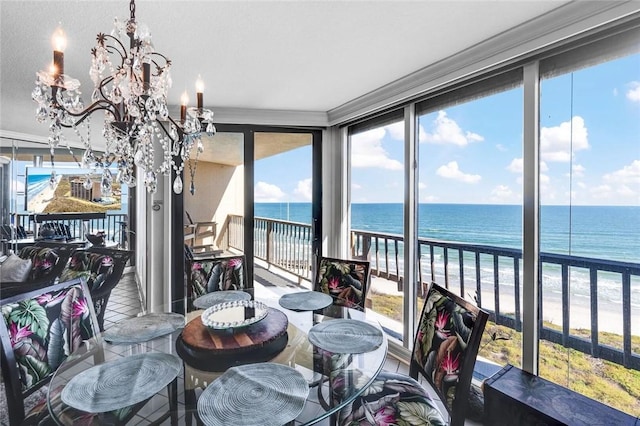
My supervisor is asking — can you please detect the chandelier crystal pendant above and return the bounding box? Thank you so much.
[32,0,214,194]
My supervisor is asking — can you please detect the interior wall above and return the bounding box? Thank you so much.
[185,161,244,249]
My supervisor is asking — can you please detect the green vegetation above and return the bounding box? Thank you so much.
[369,290,640,417]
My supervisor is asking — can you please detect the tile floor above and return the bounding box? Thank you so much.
[101,268,482,425]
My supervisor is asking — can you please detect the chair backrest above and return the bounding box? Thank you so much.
[187,254,248,305]
[18,244,76,283]
[59,247,132,297]
[314,256,370,311]
[409,282,488,426]
[0,278,101,425]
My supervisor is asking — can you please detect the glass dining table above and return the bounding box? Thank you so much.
[46,292,388,425]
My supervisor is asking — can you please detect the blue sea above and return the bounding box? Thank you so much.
[255,202,639,263]
[256,203,640,307]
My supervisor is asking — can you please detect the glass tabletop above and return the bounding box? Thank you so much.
[47,295,388,425]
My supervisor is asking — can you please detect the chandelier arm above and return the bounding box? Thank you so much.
[158,116,185,141]
[148,52,171,68]
[58,100,119,129]
[102,35,128,61]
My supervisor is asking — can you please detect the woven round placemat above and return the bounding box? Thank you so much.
[278,291,333,311]
[61,352,181,413]
[193,290,251,309]
[308,319,383,354]
[197,363,309,426]
[103,312,185,343]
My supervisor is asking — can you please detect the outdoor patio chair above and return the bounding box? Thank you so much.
[1,224,28,240]
[334,282,489,426]
[314,256,371,311]
[0,278,102,425]
[58,247,133,331]
[38,222,73,241]
[186,253,249,310]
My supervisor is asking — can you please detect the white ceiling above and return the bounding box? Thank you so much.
[0,0,579,146]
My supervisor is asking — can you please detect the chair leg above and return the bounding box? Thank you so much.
[184,388,197,426]
[168,378,178,425]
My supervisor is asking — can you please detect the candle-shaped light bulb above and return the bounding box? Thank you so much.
[51,25,66,83]
[180,91,189,122]
[51,26,67,52]
[195,75,204,111]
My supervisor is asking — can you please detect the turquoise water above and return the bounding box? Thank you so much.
[256,202,639,264]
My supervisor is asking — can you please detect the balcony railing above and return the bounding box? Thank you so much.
[253,216,313,280]
[228,216,640,370]
[12,212,129,247]
[352,229,640,371]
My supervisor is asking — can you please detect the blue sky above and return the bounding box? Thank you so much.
[256,53,639,206]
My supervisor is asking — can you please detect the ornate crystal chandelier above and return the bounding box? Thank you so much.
[32,0,215,195]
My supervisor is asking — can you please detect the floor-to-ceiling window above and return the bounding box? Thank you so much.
[349,110,406,343]
[416,70,524,370]
[537,41,640,414]
[344,21,639,416]
[254,132,314,280]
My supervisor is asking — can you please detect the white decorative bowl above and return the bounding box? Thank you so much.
[201,300,268,331]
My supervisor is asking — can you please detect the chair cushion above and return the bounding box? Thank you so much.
[336,370,447,426]
[316,259,367,310]
[60,251,115,292]
[2,283,95,395]
[413,287,477,412]
[190,256,245,296]
[18,246,60,281]
[0,253,32,282]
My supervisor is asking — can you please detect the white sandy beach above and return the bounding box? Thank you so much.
[27,175,60,213]
[369,275,638,336]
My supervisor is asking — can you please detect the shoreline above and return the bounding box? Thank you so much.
[370,275,638,336]
[26,176,60,213]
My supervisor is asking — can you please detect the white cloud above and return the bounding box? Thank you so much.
[613,88,619,97]
[507,158,548,173]
[386,122,404,140]
[603,160,640,185]
[418,182,427,190]
[490,184,517,203]
[540,116,589,162]
[420,111,484,146]
[293,178,312,201]
[496,144,507,152]
[540,173,550,184]
[436,161,481,183]
[571,164,585,178]
[352,183,362,190]
[421,194,439,203]
[507,158,523,173]
[351,127,403,170]
[255,181,286,202]
[626,81,640,102]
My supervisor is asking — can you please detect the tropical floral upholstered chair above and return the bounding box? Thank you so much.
[187,254,248,309]
[59,247,133,331]
[0,279,100,425]
[314,257,371,311]
[335,282,488,426]
[1,245,77,299]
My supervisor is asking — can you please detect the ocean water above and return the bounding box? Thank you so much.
[256,202,639,263]
[256,202,640,307]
